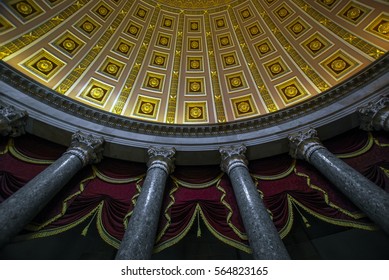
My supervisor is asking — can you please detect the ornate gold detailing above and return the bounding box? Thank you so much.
[75,15,100,37]
[255,38,276,58]
[165,12,184,123]
[79,79,113,106]
[143,72,164,92]
[264,57,290,80]
[287,17,310,38]
[186,78,204,94]
[228,5,278,113]
[113,37,134,58]
[204,12,227,123]
[276,78,309,104]
[93,2,113,21]
[151,52,168,69]
[156,0,233,9]
[246,22,263,38]
[231,95,258,118]
[274,3,294,22]
[157,33,171,48]
[225,72,247,92]
[316,0,338,10]
[221,52,239,69]
[338,2,370,25]
[126,21,142,38]
[9,0,43,21]
[188,38,201,51]
[239,8,253,21]
[141,102,154,114]
[98,57,125,80]
[366,13,389,41]
[0,15,14,34]
[302,32,331,57]
[22,49,65,81]
[135,6,148,20]
[320,50,359,79]
[185,102,207,122]
[293,0,385,59]
[133,96,161,120]
[1,0,88,60]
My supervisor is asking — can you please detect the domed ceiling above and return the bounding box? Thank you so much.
[0,0,388,124]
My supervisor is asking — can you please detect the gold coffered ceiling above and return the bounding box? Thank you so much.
[0,0,388,124]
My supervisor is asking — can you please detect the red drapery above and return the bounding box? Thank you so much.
[0,129,387,253]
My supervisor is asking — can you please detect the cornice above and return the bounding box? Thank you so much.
[0,54,388,164]
[1,54,388,137]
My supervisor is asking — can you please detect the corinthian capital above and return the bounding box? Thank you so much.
[0,102,28,137]
[219,144,248,174]
[358,96,389,131]
[147,146,176,174]
[288,128,324,162]
[65,131,104,166]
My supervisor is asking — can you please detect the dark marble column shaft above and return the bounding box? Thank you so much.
[0,101,27,137]
[220,145,290,260]
[115,147,175,260]
[289,128,389,234]
[0,131,104,248]
[358,96,389,131]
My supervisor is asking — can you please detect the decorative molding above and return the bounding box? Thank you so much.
[65,131,105,166]
[219,144,248,174]
[288,128,324,162]
[0,101,28,137]
[1,54,388,137]
[147,146,176,174]
[358,96,389,131]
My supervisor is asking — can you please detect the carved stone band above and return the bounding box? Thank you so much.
[219,144,248,174]
[358,96,389,131]
[0,101,27,137]
[288,128,325,163]
[64,131,104,166]
[147,146,176,174]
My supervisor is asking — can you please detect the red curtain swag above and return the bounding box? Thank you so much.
[0,129,387,253]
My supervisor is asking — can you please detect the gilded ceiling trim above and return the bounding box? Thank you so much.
[2,53,387,137]
[155,0,234,10]
[253,0,330,93]
[112,1,160,115]
[56,0,136,95]
[165,11,184,124]
[204,10,227,123]
[292,0,386,60]
[227,5,278,113]
[0,0,91,60]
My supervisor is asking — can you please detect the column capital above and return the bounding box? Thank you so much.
[219,144,248,174]
[65,131,104,166]
[288,128,324,162]
[147,146,176,174]
[0,102,27,137]
[358,96,389,131]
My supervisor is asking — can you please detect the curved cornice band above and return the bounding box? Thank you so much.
[0,54,388,165]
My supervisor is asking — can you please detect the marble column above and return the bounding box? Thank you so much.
[219,145,290,260]
[115,146,175,260]
[289,128,389,234]
[0,131,104,248]
[358,96,389,131]
[0,101,27,137]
